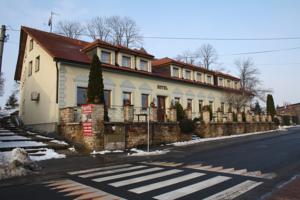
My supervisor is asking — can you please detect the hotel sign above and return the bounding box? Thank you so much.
[157,85,168,90]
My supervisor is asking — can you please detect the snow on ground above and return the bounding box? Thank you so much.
[0,135,31,141]
[0,108,18,118]
[91,149,124,155]
[171,127,292,147]
[35,135,53,140]
[29,148,66,161]
[26,131,38,135]
[68,146,76,152]
[50,139,68,145]
[0,141,47,149]
[128,148,170,156]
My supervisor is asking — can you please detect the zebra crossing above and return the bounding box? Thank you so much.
[48,161,270,199]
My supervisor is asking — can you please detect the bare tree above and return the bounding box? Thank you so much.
[86,16,143,47]
[235,58,272,101]
[86,17,111,41]
[56,20,85,39]
[225,93,249,112]
[175,50,198,65]
[196,44,218,70]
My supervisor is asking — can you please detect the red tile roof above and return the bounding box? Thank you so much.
[152,57,240,81]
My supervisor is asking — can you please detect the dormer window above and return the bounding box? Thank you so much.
[101,51,111,64]
[184,70,191,80]
[140,59,148,71]
[172,67,180,77]
[235,82,238,89]
[196,72,202,82]
[122,55,131,68]
[227,80,231,87]
[207,75,212,84]
[219,78,223,86]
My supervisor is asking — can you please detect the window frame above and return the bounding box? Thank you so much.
[207,75,212,84]
[28,61,33,76]
[29,39,33,51]
[172,66,180,77]
[76,87,87,106]
[35,56,40,72]
[139,59,148,71]
[101,50,111,64]
[184,70,192,80]
[196,72,202,82]
[141,93,149,110]
[122,91,132,105]
[122,55,131,68]
[187,98,193,109]
[104,90,111,108]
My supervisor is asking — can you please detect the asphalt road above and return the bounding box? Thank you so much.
[0,126,300,200]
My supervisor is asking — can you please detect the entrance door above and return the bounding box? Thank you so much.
[157,96,166,122]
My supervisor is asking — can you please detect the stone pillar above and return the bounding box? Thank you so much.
[267,115,272,122]
[237,112,243,122]
[217,111,223,123]
[227,112,233,122]
[246,112,253,123]
[255,114,260,122]
[60,107,75,124]
[185,108,192,120]
[261,115,267,122]
[124,105,134,122]
[149,107,157,122]
[203,110,211,124]
[168,108,177,122]
[81,104,104,151]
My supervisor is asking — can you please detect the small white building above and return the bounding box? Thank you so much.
[15,26,244,132]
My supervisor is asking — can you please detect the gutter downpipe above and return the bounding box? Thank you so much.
[55,59,60,130]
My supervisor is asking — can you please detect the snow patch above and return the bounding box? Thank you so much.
[91,150,124,155]
[50,140,68,145]
[36,135,53,140]
[128,148,169,156]
[172,129,281,147]
[29,148,66,161]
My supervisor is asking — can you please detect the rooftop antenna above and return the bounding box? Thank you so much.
[48,11,59,32]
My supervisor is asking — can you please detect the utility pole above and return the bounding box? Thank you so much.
[0,25,7,73]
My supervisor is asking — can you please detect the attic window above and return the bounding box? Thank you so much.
[101,51,111,64]
[29,39,33,51]
[140,59,148,71]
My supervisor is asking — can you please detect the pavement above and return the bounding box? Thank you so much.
[0,126,300,199]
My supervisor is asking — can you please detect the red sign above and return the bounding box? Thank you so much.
[81,104,94,137]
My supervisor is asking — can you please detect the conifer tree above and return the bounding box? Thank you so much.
[266,94,276,118]
[254,101,262,115]
[5,92,18,109]
[87,54,104,104]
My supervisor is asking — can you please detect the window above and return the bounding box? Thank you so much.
[101,51,111,64]
[235,82,238,89]
[77,87,87,106]
[174,97,180,104]
[122,92,131,105]
[29,39,33,51]
[141,94,149,109]
[187,99,193,109]
[104,90,111,108]
[28,61,33,76]
[196,72,202,82]
[219,78,223,86]
[207,75,212,84]
[199,100,203,112]
[172,67,180,77]
[221,102,225,113]
[122,56,131,67]
[35,56,40,72]
[140,59,148,71]
[184,70,191,80]
[227,80,231,87]
[209,101,214,112]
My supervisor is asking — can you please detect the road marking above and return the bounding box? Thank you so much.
[68,164,132,175]
[45,179,125,200]
[79,165,146,178]
[232,169,248,175]
[93,167,162,183]
[203,180,263,200]
[153,176,231,200]
[194,165,213,170]
[110,169,182,187]
[142,161,183,167]
[129,172,205,194]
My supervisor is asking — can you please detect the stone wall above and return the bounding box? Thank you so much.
[194,122,277,138]
[105,122,191,149]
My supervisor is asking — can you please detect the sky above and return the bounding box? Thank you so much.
[0,0,300,108]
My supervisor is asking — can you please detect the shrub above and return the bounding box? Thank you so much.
[292,116,299,124]
[233,112,237,122]
[179,118,195,134]
[242,112,246,122]
[175,102,185,121]
[282,115,291,126]
[273,117,280,126]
